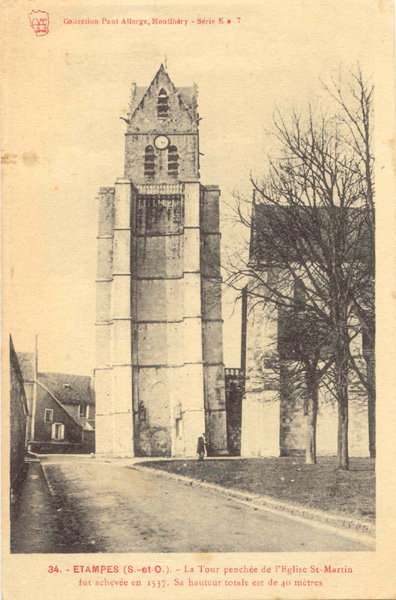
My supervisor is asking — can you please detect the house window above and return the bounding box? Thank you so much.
[144,145,155,177]
[51,423,65,441]
[78,404,89,419]
[168,145,179,178]
[157,88,169,118]
[44,409,53,423]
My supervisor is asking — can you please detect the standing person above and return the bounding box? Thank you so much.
[203,432,209,456]
[197,435,205,461]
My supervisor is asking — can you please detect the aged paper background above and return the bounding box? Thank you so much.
[2,0,396,598]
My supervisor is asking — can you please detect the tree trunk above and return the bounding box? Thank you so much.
[331,301,350,470]
[335,335,350,470]
[364,350,376,459]
[305,372,319,464]
[337,394,349,470]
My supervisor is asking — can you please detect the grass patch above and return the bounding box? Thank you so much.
[140,457,375,522]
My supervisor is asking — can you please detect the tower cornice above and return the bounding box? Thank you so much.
[125,132,198,136]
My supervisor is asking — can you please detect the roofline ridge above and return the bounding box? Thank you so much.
[38,370,91,379]
[36,380,83,430]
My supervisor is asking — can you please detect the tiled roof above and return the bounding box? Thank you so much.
[177,86,195,109]
[16,352,35,382]
[38,372,94,406]
[251,204,372,266]
[129,86,146,115]
[11,339,29,415]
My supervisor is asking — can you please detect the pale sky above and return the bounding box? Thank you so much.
[3,0,377,375]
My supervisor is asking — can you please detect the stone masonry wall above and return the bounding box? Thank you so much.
[94,187,115,455]
[243,284,370,457]
[10,338,28,493]
[132,187,185,456]
[201,186,227,455]
[125,67,198,183]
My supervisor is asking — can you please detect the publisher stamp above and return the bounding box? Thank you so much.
[29,10,49,36]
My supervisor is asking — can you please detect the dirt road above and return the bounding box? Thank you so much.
[12,456,372,553]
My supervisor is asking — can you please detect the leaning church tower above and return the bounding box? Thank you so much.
[94,65,228,457]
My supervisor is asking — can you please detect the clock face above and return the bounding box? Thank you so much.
[154,135,170,150]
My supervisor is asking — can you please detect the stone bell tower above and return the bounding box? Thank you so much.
[94,65,228,457]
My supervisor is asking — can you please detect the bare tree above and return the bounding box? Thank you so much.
[323,68,375,457]
[275,305,334,464]
[225,70,374,470]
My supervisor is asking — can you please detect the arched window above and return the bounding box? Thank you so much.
[144,145,155,177]
[157,88,169,118]
[293,279,306,309]
[168,145,178,178]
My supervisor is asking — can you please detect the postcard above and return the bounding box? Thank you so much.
[2,0,396,598]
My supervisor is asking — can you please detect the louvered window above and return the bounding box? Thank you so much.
[157,89,169,118]
[168,145,178,178]
[144,145,155,177]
